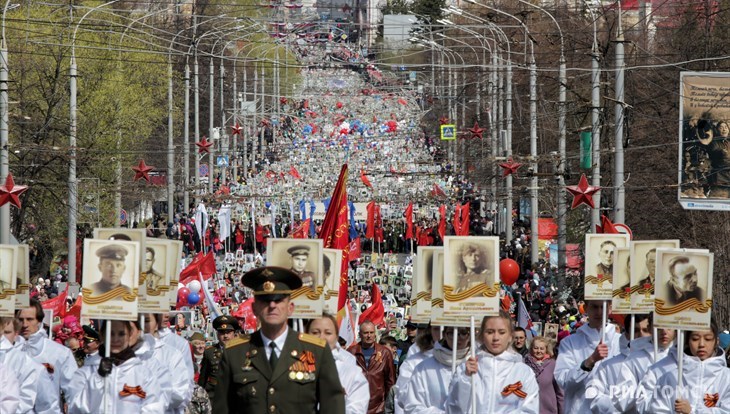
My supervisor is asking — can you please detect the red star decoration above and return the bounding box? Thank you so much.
[439,116,449,125]
[132,160,154,182]
[196,137,213,154]
[566,173,600,209]
[469,122,484,139]
[595,215,619,234]
[499,158,522,177]
[0,173,28,208]
[231,123,242,136]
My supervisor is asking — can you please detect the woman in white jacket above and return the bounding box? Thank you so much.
[648,323,730,414]
[307,314,370,414]
[403,326,470,413]
[445,311,539,414]
[68,320,164,414]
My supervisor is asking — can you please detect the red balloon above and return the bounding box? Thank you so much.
[499,259,520,285]
[178,287,190,298]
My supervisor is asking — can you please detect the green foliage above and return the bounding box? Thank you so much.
[410,0,446,28]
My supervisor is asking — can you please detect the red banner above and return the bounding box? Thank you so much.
[179,251,216,286]
[41,287,68,319]
[366,201,375,239]
[438,205,446,240]
[404,203,414,240]
[358,283,385,328]
[538,218,558,240]
[348,237,361,260]
[320,164,350,311]
[289,219,310,239]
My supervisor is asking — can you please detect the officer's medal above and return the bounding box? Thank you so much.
[242,351,253,371]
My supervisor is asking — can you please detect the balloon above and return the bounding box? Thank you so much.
[499,258,520,286]
[187,280,201,293]
[178,287,190,299]
[187,292,201,305]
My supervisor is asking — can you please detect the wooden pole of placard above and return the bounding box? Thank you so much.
[451,327,457,374]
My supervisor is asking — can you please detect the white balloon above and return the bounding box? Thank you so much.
[178,282,185,289]
[188,280,202,293]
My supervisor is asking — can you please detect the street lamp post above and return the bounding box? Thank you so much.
[0,1,19,244]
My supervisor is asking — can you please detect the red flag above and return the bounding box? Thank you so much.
[231,297,258,332]
[360,169,372,188]
[431,183,446,198]
[319,164,350,311]
[42,286,68,318]
[66,296,82,320]
[404,202,414,239]
[374,203,384,243]
[289,166,302,180]
[348,237,361,260]
[366,201,375,239]
[453,203,462,235]
[289,219,310,239]
[459,202,470,236]
[358,283,385,328]
[179,251,216,285]
[438,205,446,239]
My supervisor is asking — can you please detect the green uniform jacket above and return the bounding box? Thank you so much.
[198,342,224,397]
[212,330,345,414]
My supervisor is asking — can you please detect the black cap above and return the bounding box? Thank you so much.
[212,315,239,332]
[242,266,303,301]
[405,321,418,329]
[96,244,128,261]
[108,233,132,241]
[286,246,310,257]
[83,325,100,342]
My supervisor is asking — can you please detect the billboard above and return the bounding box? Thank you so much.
[678,72,730,210]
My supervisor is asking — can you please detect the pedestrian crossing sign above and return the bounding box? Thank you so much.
[440,124,456,140]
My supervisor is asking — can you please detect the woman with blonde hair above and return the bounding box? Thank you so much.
[524,336,562,414]
[445,311,539,413]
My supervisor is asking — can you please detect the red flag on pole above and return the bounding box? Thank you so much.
[459,202,471,236]
[320,164,350,311]
[42,286,68,318]
[66,295,82,320]
[348,237,361,260]
[453,203,462,235]
[179,251,216,285]
[438,205,446,239]
[404,202,414,239]
[360,169,372,188]
[374,203,384,243]
[358,283,385,328]
[289,166,302,180]
[366,201,375,239]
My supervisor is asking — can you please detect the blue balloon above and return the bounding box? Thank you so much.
[187,292,200,305]
[265,201,271,209]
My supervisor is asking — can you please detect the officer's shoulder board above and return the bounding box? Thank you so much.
[205,345,215,351]
[298,333,326,348]
[225,337,250,349]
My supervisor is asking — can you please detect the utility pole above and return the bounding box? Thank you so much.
[208,58,215,195]
[591,23,602,229]
[614,12,626,224]
[184,62,190,212]
[194,52,200,204]
[167,55,174,219]
[0,17,9,244]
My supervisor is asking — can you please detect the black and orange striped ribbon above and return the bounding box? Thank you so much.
[654,298,713,315]
[81,287,138,304]
[443,283,500,302]
[501,382,527,399]
[704,393,719,407]
[119,384,147,399]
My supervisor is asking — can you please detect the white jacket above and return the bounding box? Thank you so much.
[20,329,77,398]
[395,347,435,413]
[157,328,194,381]
[134,335,172,411]
[0,361,20,414]
[403,353,455,414]
[648,348,730,414]
[150,334,192,413]
[0,336,60,414]
[67,355,164,414]
[445,349,539,414]
[587,334,631,414]
[333,346,370,414]
[612,336,672,413]
[635,346,678,414]
[554,323,621,414]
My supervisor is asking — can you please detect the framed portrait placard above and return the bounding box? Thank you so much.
[654,248,713,330]
[630,240,681,313]
[430,249,468,327]
[93,228,147,273]
[14,245,30,308]
[266,238,323,319]
[138,240,172,313]
[442,236,500,317]
[81,239,140,321]
[166,240,184,310]
[611,248,632,314]
[0,245,18,317]
[544,323,559,342]
[584,234,630,300]
[412,247,440,324]
[322,248,342,314]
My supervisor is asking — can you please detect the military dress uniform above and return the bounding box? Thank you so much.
[199,315,239,398]
[212,267,345,414]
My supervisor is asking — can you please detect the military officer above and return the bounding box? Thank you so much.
[287,245,316,288]
[91,244,132,296]
[198,315,239,397]
[212,267,345,414]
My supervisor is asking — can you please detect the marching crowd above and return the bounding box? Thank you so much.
[2,276,730,413]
